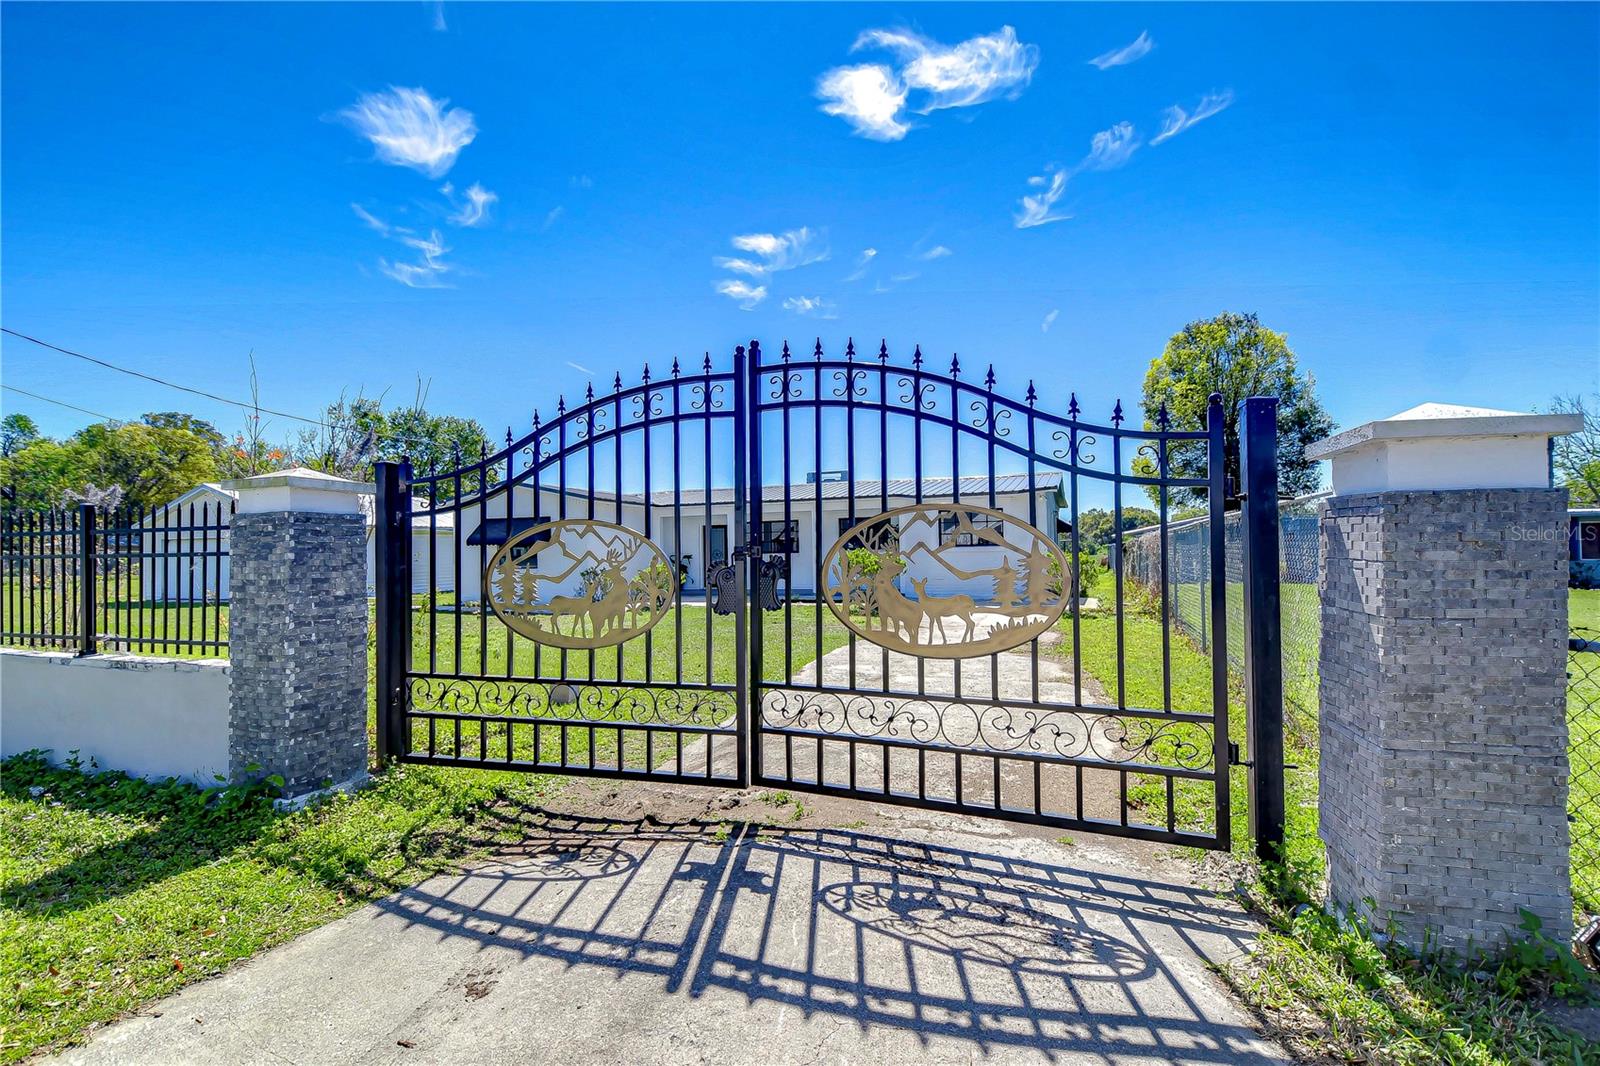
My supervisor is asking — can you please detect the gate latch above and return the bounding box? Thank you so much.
[1227,741,1250,767]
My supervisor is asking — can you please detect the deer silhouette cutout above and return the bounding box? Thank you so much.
[910,577,977,644]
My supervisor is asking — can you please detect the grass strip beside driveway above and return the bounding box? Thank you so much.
[0,755,558,1063]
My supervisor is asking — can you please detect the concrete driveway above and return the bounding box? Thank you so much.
[51,781,1286,1066]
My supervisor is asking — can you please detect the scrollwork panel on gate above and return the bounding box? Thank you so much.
[759,689,1213,771]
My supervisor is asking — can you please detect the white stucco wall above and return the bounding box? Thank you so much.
[0,650,230,784]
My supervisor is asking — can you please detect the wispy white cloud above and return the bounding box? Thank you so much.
[817,26,1037,140]
[917,244,953,261]
[442,182,497,227]
[817,64,910,141]
[715,279,768,310]
[1084,121,1140,170]
[1088,31,1153,70]
[1042,309,1060,333]
[431,1,446,31]
[566,360,594,374]
[782,296,837,319]
[890,271,920,283]
[351,203,397,237]
[1150,91,1235,145]
[379,228,452,288]
[340,87,477,178]
[715,228,829,277]
[843,247,878,282]
[569,174,593,189]
[1014,122,1141,229]
[542,206,565,231]
[1015,165,1071,229]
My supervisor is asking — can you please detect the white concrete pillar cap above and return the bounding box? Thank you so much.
[220,467,374,515]
[1307,403,1583,495]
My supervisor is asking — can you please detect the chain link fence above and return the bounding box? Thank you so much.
[1122,493,1326,745]
[1569,628,1599,917]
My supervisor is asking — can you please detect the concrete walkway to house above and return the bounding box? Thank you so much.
[50,774,1286,1066]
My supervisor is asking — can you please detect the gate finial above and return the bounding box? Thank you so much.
[671,358,680,378]
[781,340,791,361]
[586,381,595,403]
[1026,380,1037,406]
[985,364,996,390]
[749,339,761,361]
[1068,392,1080,419]
[845,337,855,361]
[1156,402,1171,431]
[912,344,923,369]
[950,353,961,378]
[613,372,622,392]
[703,352,713,374]
[878,339,888,362]
[1112,400,1124,427]
[813,338,823,360]
[641,362,651,384]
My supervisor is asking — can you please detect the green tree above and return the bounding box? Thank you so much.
[1548,393,1599,505]
[1,413,40,457]
[0,438,89,511]
[76,422,219,513]
[1140,312,1334,507]
[1074,506,1160,556]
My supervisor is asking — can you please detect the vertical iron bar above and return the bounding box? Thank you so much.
[1240,395,1284,862]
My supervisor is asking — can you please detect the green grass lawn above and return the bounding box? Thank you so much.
[0,755,560,1064]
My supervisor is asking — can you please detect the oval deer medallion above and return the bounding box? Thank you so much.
[821,503,1072,659]
[485,519,677,649]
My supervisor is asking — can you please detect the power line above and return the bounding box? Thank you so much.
[2,383,126,425]
[1,326,330,428]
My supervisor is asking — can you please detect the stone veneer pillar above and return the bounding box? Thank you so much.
[224,468,372,799]
[1310,404,1582,953]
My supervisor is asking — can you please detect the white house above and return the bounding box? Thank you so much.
[445,473,1067,604]
[143,470,1064,604]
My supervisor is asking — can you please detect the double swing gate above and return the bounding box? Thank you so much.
[375,341,1284,853]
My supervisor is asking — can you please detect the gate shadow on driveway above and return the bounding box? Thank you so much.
[362,811,1282,1063]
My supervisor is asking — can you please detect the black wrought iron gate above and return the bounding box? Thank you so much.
[375,341,1282,853]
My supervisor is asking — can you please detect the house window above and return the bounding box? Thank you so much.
[761,520,798,554]
[1580,520,1600,562]
[837,515,898,549]
[939,510,1003,547]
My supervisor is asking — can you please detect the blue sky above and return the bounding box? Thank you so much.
[2,2,1596,447]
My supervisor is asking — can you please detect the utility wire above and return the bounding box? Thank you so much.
[1,328,499,456]
[2,383,126,425]
[1,326,330,428]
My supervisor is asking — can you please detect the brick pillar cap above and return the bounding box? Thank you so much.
[1307,403,1582,495]
[221,468,373,515]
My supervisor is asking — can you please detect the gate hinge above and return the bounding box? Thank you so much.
[1228,741,1251,767]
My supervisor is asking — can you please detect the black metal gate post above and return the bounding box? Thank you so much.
[374,459,413,762]
[1240,396,1285,862]
[1205,394,1231,846]
[732,342,753,787]
[77,503,97,655]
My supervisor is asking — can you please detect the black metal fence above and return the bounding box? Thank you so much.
[1570,627,1599,917]
[1122,493,1325,744]
[0,500,233,657]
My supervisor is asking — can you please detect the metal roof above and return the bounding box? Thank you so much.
[643,473,1063,507]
